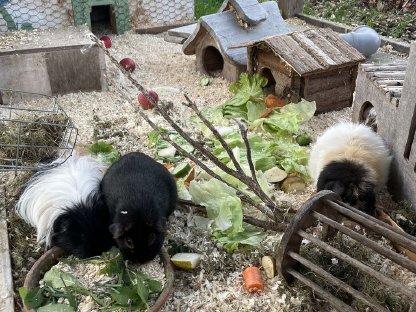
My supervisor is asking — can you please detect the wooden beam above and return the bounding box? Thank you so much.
[279,0,304,19]
[0,184,14,312]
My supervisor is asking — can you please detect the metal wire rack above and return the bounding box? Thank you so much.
[0,89,78,172]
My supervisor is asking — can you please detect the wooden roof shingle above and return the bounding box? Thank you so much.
[236,28,366,75]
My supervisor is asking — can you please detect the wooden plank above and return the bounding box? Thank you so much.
[361,64,407,72]
[279,0,305,19]
[371,72,406,80]
[257,50,292,75]
[303,29,350,65]
[0,183,14,312]
[46,47,104,95]
[166,23,197,39]
[0,53,52,95]
[266,35,324,75]
[303,67,355,94]
[375,79,404,87]
[304,84,353,107]
[322,29,365,62]
[229,0,268,25]
[291,31,338,67]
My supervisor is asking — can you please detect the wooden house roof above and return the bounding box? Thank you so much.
[219,0,268,26]
[236,28,366,76]
[182,1,289,66]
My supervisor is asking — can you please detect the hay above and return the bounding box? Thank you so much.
[0,112,70,168]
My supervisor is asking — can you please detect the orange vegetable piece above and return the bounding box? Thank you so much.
[260,107,273,118]
[265,94,286,109]
[243,266,264,293]
[163,163,173,169]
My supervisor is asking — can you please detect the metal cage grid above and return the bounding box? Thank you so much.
[0,89,78,172]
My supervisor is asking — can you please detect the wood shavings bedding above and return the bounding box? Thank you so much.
[3,27,413,312]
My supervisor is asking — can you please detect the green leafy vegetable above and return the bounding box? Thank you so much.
[222,73,268,121]
[19,287,45,309]
[147,129,194,162]
[189,178,266,252]
[31,247,162,311]
[89,141,120,165]
[252,99,316,135]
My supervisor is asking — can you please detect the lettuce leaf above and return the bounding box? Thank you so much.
[252,99,316,135]
[221,73,268,121]
[89,141,120,165]
[189,178,266,252]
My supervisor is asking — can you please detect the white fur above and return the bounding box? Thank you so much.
[16,153,107,245]
[308,122,392,189]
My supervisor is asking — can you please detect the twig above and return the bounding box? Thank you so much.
[235,119,258,185]
[178,199,287,231]
[182,95,281,216]
[92,34,287,222]
[90,35,158,107]
[182,94,243,173]
[133,104,276,220]
[155,104,281,219]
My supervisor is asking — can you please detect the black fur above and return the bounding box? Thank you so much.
[50,192,115,258]
[317,160,376,215]
[100,152,178,263]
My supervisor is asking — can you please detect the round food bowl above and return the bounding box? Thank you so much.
[23,246,175,312]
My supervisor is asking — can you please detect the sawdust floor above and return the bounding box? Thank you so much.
[1,25,412,312]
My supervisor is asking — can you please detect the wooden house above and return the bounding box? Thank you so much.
[352,42,416,210]
[241,28,366,113]
[182,0,289,81]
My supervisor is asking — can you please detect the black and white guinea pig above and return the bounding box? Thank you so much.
[101,151,178,263]
[15,152,111,257]
[308,122,392,215]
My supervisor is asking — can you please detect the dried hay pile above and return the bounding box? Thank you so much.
[0,112,71,168]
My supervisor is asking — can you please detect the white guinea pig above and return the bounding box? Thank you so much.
[308,122,392,214]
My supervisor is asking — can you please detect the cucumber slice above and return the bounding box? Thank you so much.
[171,253,202,269]
[172,162,191,178]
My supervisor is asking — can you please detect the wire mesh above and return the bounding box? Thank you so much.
[0,0,194,34]
[0,89,78,172]
[0,0,73,32]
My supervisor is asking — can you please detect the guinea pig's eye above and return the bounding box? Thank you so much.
[148,233,156,245]
[124,237,134,249]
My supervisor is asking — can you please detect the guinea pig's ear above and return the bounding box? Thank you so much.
[109,223,124,239]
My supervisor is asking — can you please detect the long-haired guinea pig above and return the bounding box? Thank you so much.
[100,151,178,263]
[16,152,111,257]
[308,122,392,215]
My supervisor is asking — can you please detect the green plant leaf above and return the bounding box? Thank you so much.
[89,141,120,165]
[43,268,83,289]
[99,248,125,276]
[19,287,45,309]
[189,178,243,235]
[147,279,162,293]
[109,286,139,306]
[222,73,268,121]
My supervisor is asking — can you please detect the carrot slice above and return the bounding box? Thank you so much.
[163,163,173,169]
[243,266,264,293]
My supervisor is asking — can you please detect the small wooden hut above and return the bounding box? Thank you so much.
[182,0,289,81]
[242,28,366,113]
[352,42,416,210]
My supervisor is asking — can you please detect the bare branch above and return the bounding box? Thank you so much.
[132,104,276,220]
[92,35,289,223]
[235,119,257,183]
[178,199,287,232]
[182,94,243,173]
